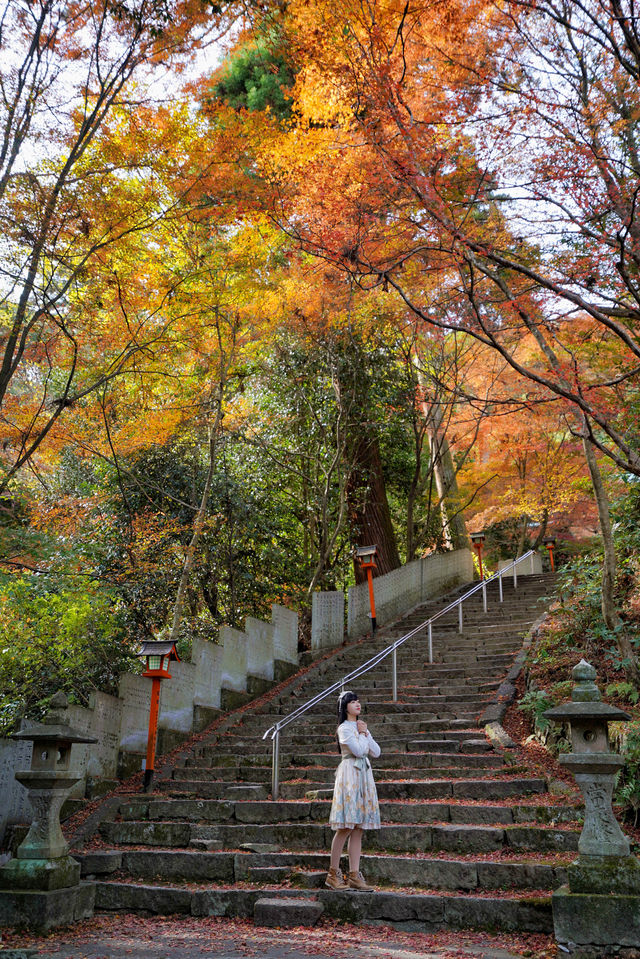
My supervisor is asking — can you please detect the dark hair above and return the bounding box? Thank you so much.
[336,691,359,749]
[337,690,359,725]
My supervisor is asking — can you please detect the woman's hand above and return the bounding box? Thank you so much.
[357,719,368,735]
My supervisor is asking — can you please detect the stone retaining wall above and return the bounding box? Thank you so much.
[308,548,474,652]
[497,553,543,575]
[0,603,298,846]
[347,548,474,640]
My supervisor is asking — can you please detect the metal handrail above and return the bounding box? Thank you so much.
[263,549,537,798]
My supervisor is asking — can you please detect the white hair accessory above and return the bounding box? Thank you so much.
[338,689,355,704]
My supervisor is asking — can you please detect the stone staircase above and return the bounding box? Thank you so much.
[76,572,580,934]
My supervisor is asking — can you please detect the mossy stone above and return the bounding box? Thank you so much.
[568,855,640,895]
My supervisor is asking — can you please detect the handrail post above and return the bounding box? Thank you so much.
[482,581,487,613]
[458,601,463,633]
[499,571,503,603]
[530,551,535,574]
[513,561,518,589]
[272,729,280,801]
[428,621,433,664]
[392,647,398,702]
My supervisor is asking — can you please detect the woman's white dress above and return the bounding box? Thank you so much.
[329,720,381,830]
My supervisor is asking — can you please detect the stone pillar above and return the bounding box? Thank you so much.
[544,660,640,955]
[271,604,298,681]
[311,591,344,652]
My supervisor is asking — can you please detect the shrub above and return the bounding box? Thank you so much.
[0,577,133,734]
[615,722,640,826]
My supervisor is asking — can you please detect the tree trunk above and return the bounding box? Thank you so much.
[423,395,470,551]
[347,434,401,584]
[581,417,640,684]
[168,417,219,644]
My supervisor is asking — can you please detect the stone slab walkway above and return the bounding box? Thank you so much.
[0,915,556,959]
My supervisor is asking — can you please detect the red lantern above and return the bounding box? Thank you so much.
[138,640,180,791]
[355,545,378,636]
[470,532,486,581]
[543,536,557,572]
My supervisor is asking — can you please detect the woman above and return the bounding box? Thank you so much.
[326,689,381,890]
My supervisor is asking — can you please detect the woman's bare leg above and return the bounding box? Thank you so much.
[347,827,363,873]
[330,828,352,870]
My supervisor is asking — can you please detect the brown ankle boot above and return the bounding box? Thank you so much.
[347,870,374,891]
[325,867,348,890]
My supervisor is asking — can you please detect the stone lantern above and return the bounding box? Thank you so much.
[0,692,97,931]
[544,659,640,954]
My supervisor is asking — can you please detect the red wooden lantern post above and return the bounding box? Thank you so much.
[356,545,378,636]
[544,536,557,572]
[139,640,180,792]
[470,531,486,581]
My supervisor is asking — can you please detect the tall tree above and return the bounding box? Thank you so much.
[0,0,239,490]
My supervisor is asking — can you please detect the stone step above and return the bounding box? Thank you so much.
[101,818,580,854]
[93,880,554,933]
[216,715,484,738]
[166,765,519,789]
[87,847,572,891]
[194,739,493,761]
[160,772,548,801]
[286,753,504,769]
[187,751,500,772]
[173,763,515,786]
[236,850,570,892]
[226,712,492,732]
[210,732,487,753]
[81,571,561,939]
[116,797,582,827]
[209,731,495,749]
[236,701,494,728]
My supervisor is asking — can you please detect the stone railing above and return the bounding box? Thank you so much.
[0,603,298,846]
[311,548,475,652]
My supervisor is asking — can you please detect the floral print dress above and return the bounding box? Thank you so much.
[329,720,381,830]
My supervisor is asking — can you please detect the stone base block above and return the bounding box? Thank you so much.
[157,727,184,755]
[117,749,144,780]
[193,705,222,733]
[254,896,324,928]
[247,675,273,698]
[274,660,298,682]
[220,688,251,712]
[0,881,95,931]
[0,855,80,891]
[3,825,29,857]
[61,798,86,821]
[85,777,119,800]
[553,885,640,951]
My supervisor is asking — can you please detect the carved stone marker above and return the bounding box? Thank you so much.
[544,660,640,954]
[0,692,97,931]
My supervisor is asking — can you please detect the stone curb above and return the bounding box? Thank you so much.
[478,609,551,731]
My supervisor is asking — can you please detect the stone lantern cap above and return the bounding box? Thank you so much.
[12,691,97,745]
[543,658,630,724]
[544,700,630,723]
